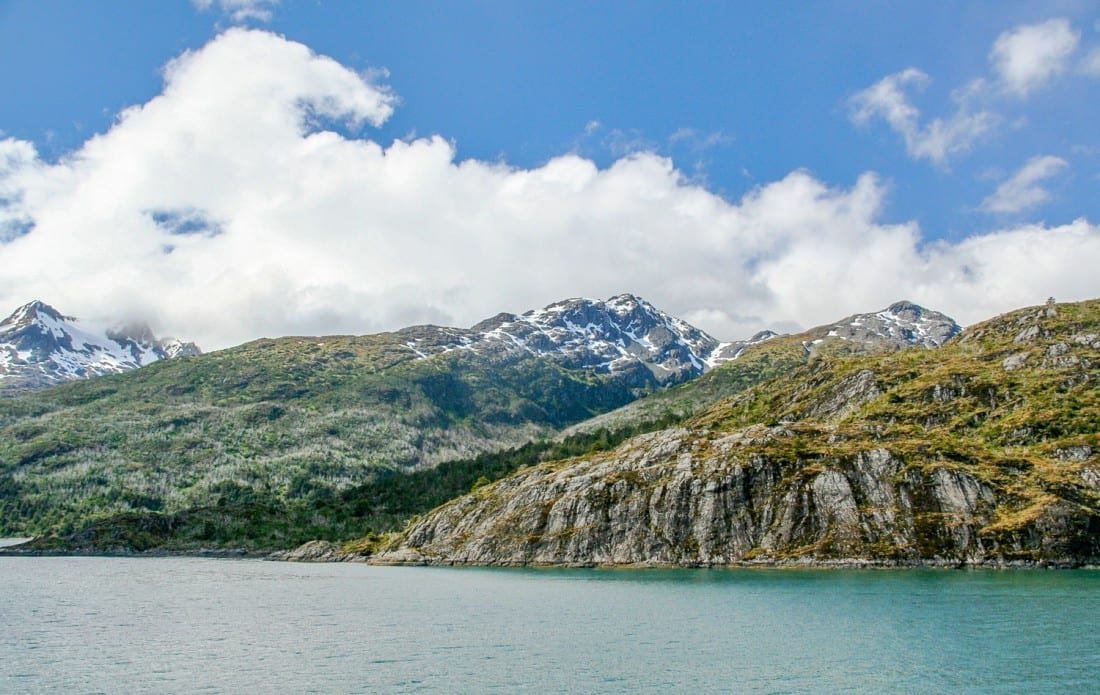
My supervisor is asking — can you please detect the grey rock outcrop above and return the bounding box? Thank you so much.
[267,540,366,562]
[377,426,1098,567]
[808,301,961,353]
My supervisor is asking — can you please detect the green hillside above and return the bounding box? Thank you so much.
[0,331,638,542]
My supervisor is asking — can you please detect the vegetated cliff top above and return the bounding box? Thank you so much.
[378,298,1099,568]
[566,299,961,436]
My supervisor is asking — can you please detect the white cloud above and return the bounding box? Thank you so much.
[981,155,1069,214]
[850,69,998,165]
[853,19,1090,162]
[990,18,1080,96]
[1,30,1100,349]
[192,0,278,23]
[1081,47,1100,76]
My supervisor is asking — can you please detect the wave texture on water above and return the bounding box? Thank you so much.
[1,558,1098,693]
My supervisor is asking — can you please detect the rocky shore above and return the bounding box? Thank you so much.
[265,540,367,563]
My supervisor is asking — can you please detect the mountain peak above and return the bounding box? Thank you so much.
[882,300,939,324]
[1,301,201,394]
[605,292,646,311]
[498,294,721,386]
[885,300,923,314]
[1,300,71,328]
[710,302,960,365]
[817,300,961,350]
[401,294,721,389]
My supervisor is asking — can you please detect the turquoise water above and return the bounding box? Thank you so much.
[1,557,1097,693]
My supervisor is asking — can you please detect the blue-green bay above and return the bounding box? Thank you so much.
[1,557,1097,693]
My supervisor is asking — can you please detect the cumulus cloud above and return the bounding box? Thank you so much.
[981,155,1069,214]
[853,18,1090,163]
[1,29,1099,348]
[192,0,278,23]
[990,18,1080,96]
[849,69,997,165]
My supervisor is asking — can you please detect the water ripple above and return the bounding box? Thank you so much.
[1,559,1098,693]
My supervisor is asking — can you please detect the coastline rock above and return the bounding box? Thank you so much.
[267,540,366,563]
[369,547,430,565]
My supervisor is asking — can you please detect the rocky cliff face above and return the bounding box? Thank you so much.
[384,428,1097,567]
[378,299,1099,567]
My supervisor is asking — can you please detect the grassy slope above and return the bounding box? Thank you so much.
[563,318,923,436]
[9,416,679,552]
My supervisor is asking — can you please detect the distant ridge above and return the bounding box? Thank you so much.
[397,294,960,387]
[397,293,726,390]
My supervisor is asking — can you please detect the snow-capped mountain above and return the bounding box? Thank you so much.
[802,300,961,353]
[474,294,723,382]
[394,294,959,389]
[0,295,960,397]
[397,294,721,387]
[0,300,201,394]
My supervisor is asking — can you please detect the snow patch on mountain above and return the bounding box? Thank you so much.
[707,330,780,366]
[810,300,961,351]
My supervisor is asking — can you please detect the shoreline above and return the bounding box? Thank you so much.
[0,546,271,559]
[2,544,1097,570]
[365,555,1100,571]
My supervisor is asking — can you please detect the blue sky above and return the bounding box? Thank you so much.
[1,1,1099,347]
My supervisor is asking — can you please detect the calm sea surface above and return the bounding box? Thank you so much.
[1,554,1097,693]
